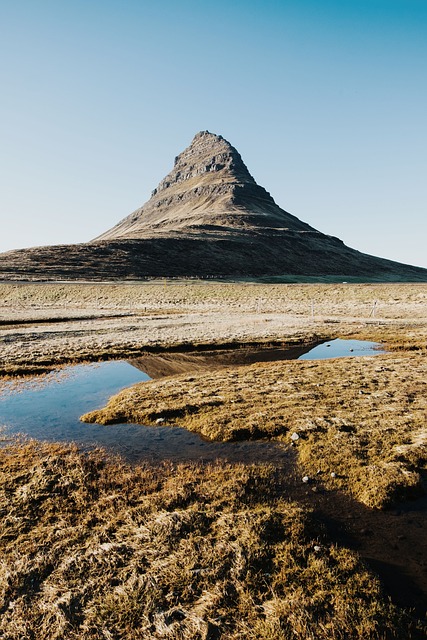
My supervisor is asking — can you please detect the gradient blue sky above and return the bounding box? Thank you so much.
[1,0,426,267]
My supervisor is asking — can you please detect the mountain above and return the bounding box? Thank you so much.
[96,130,315,241]
[0,130,426,282]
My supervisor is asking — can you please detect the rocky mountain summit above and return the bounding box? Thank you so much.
[97,130,314,241]
[0,131,426,281]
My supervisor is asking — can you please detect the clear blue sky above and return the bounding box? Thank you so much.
[1,0,426,268]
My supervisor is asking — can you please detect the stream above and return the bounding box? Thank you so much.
[0,338,383,463]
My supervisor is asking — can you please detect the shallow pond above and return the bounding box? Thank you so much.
[0,361,291,464]
[299,338,383,360]
[0,339,384,463]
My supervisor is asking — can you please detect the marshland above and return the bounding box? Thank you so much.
[0,282,426,639]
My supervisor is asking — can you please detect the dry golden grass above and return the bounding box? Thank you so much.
[1,282,426,316]
[2,283,427,637]
[82,329,427,510]
[0,442,410,639]
[1,282,426,376]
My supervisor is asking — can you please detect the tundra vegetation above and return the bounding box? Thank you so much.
[82,340,427,510]
[0,282,426,638]
[0,442,412,639]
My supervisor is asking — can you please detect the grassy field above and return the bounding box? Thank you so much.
[1,281,427,317]
[0,442,412,640]
[1,282,427,638]
[0,281,426,376]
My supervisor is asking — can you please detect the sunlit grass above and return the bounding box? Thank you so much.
[0,442,408,639]
[82,328,427,510]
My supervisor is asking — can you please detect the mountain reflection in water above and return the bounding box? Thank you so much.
[0,340,384,463]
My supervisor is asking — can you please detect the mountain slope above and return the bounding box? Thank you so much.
[0,131,426,282]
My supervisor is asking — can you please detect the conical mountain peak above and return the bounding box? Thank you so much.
[96,131,315,241]
[2,131,427,281]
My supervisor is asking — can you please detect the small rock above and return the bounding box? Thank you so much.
[330,472,337,479]
[302,476,310,484]
[313,545,321,552]
[290,432,300,441]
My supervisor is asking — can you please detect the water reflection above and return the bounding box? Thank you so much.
[0,361,289,465]
[130,339,385,378]
[298,338,384,360]
[130,343,316,379]
[0,339,384,463]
